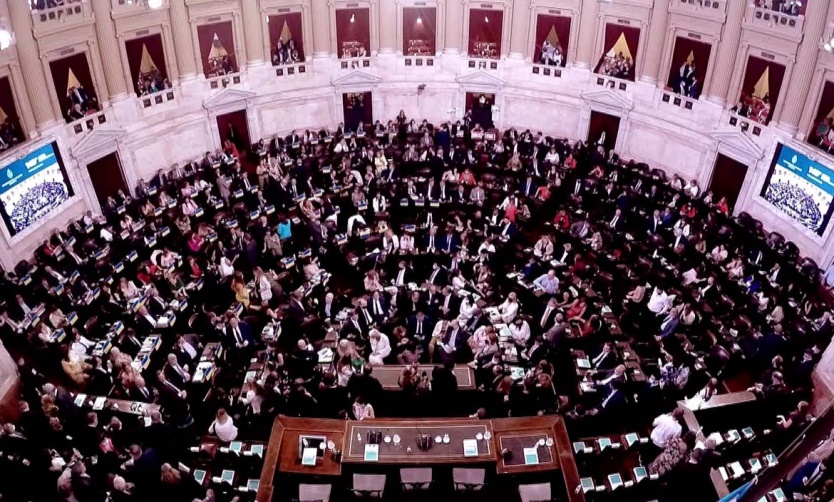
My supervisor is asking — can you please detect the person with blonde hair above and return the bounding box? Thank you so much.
[209,408,238,442]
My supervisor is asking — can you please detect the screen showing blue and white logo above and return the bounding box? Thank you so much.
[762,144,834,235]
[0,142,73,235]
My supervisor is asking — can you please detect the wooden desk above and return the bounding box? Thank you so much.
[678,391,758,500]
[343,419,494,464]
[257,418,344,502]
[257,416,582,502]
[372,364,476,390]
[493,417,561,475]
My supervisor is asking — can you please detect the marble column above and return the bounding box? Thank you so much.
[775,0,831,133]
[508,0,531,60]
[312,0,331,58]
[169,0,197,80]
[444,0,463,55]
[639,0,669,85]
[575,0,599,69]
[7,0,60,129]
[91,0,129,101]
[706,0,746,105]
[240,0,265,66]
[378,0,396,54]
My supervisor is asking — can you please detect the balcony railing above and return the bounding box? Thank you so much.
[31,0,90,29]
[273,62,307,78]
[727,112,765,137]
[403,56,436,68]
[661,91,697,111]
[112,0,169,13]
[138,88,176,110]
[532,63,564,79]
[339,57,371,70]
[593,74,631,92]
[676,0,725,11]
[466,57,500,71]
[206,72,242,90]
[68,109,108,136]
[748,5,804,37]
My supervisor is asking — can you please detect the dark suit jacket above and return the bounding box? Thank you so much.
[599,389,628,414]
[406,315,433,340]
[226,322,255,346]
[426,268,448,286]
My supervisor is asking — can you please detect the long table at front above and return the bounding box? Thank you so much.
[256,416,582,502]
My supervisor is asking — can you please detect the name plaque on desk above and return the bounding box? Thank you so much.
[364,444,379,462]
[463,439,479,457]
[301,447,318,466]
[523,447,539,465]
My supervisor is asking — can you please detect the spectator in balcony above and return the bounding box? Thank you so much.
[272,38,301,66]
[136,67,169,96]
[0,118,21,151]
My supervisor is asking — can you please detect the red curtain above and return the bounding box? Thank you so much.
[268,13,305,61]
[0,77,23,140]
[534,14,571,66]
[710,154,749,211]
[809,81,834,145]
[343,92,373,130]
[587,111,620,150]
[124,34,168,94]
[665,36,711,95]
[216,110,250,153]
[402,7,436,55]
[468,8,503,58]
[49,53,98,115]
[86,153,127,205]
[739,56,786,124]
[335,8,370,59]
[197,21,237,76]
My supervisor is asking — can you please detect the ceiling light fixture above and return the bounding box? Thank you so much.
[484,16,489,23]
[350,13,355,23]
[417,15,422,23]
[148,0,163,8]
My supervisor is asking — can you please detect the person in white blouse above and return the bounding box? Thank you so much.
[399,233,415,254]
[368,330,391,366]
[709,244,728,264]
[352,396,375,420]
[218,256,235,278]
[254,267,272,305]
[544,147,560,164]
[497,292,519,324]
[684,179,700,198]
[119,278,141,300]
[647,287,672,314]
[382,229,399,253]
[209,408,238,443]
[372,193,388,213]
[509,318,531,346]
[457,296,477,322]
[240,377,263,415]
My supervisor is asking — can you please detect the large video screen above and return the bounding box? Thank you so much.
[0,142,73,236]
[761,143,834,235]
